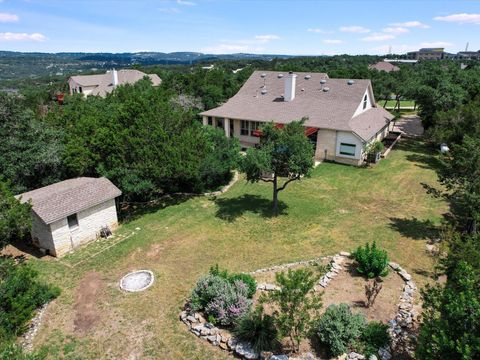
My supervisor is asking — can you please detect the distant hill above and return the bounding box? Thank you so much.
[0,51,296,86]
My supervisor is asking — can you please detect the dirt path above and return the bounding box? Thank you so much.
[73,271,104,334]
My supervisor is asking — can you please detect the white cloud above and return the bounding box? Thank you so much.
[307,28,332,34]
[383,26,409,34]
[340,26,370,33]
[158,7,180,13]
[0,32,46,42]
[434,13,480,24]
[176,0,196,5]
[254,34,280,43]
[362,33,395,42]
[323,39,343,44]
[420,41,453,48]
[390,21,430,28]
[0,12,19,22]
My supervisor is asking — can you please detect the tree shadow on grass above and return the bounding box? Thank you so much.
[395,139,444,171]
[389,217,438,240]
[214,194,288,222]
[119,194,195,223]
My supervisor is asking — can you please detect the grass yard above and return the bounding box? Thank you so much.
[28,139,446,359]
[381,100,416,109]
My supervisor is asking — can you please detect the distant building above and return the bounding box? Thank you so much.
[68,69,161,97]
[407,48,446,60]
[200,71,394,166]
[16,177,122,257]
[456,51,480,60]
[369,61,400,73]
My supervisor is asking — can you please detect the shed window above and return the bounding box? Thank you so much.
[240,120,249,135]
[208,116,213,125]
[339,143,356,156]
[79,87,83,94]
[67,214,79,230]
[363,94,368,110]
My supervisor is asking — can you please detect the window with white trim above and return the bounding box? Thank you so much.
[363,94,368,110]
[339,143,356,156]
[67,213,79,230]
[240,120,249,135]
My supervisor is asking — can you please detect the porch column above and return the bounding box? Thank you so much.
[233,119,241,137]
[212,117,218,127]
[202,116,208,126]
[224,118,230,137]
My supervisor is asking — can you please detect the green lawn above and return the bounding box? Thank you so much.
[381,100,416,109]
[30,139,446,359]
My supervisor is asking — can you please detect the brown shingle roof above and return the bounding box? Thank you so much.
[200,70,393,141]
[368,61,400,72]
[349,107,395,140]
[16,178,122,225]
[70,69,162,97]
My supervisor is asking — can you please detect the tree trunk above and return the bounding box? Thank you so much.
[467,218,477,235]
[272,173,279,215]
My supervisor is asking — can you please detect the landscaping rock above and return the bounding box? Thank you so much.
[340,251,351,257]
[270,355,289,360]
[347,352,365,360]
[219,342,229,350]
[228,337,239,349]
[369,355,378,360]
[388,262,400,271]
[186,315,197,323]
[235,342,259,359]
[378,347,392,360]
[265,283,278,291]
[398,270,412,281]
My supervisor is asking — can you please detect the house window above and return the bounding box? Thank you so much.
[339,143,356,156]
[79,86,83,94]
[250,121,261,136]
[217,118,224,129]
[363,94,368,110]
[67,214,79,230]
[208,116,213,125]
[240,120,249,135]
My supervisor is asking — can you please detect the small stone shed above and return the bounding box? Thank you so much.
[16,177,122,257]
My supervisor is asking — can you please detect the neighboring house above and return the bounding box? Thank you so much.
[369,61,400,73]
[200,70,394,166]
[68,69,161,97]
[16,177,122,257]
[406,48,446,60]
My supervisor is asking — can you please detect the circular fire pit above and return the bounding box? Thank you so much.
[120,270,154,292]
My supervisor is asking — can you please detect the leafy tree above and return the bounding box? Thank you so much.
[416,261,480,360]
[240,120,314,214]
[439,136,480,234]
[0,93,64,193]
[261,268,322,353]
[0,180,31,250]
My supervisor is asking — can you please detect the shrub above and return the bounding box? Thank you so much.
[189,274,251,326]
[352,241,389,278]
[209,264,257,299]
[233,305,278,352]
[261,268,322,353]
[356,322,390,357]
[315,303,366,357]
[229,273,257,298]
[366,140,385,155]
[0,258,60,339]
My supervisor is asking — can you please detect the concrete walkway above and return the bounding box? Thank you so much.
[393,115,424,138]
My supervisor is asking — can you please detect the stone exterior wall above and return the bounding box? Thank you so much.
[49,198,119,257]
[315,129,337,161]
[31,212,56,254]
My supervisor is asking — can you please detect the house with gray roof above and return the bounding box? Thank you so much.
[68,69,161,97]
[16,177,122,257]
[200,70,394,166]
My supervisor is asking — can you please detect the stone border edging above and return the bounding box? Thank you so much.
[21,302,50,351]
[180,253,417,360]
[119,269,155,292]
[203,171,239,197]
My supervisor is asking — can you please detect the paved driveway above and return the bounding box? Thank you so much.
[394,115,424,138]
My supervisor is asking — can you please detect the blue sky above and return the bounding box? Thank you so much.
[0,0,479,54]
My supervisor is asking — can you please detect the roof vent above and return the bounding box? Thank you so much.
[320,79,327,84]
[347,80,355,85]
[305,75,311,80]
[301,88,305,92]
[278,74,284,78]
[261,73,267,78]
[323,87,330,92]
[261,89,268,95]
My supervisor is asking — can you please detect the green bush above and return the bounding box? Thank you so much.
[229,273,257,298]
[233,305,277,352]
[315,303,366,357]
[209,264,257,299]
[0,258,60,339]
[0,343,45,360]
[352,241,389,278]
[356,322,390,357]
